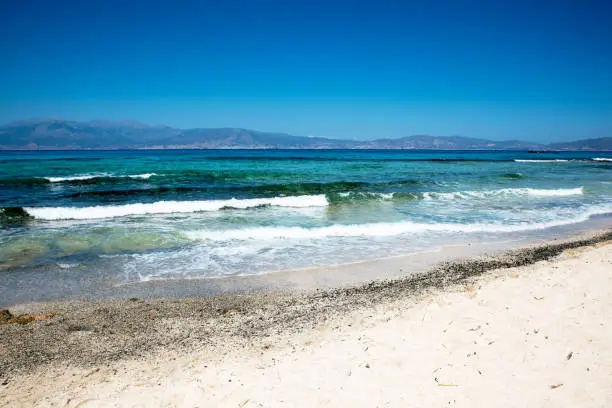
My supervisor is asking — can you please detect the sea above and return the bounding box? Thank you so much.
[1,149,611,305]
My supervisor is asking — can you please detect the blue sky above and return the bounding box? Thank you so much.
[1,0,611,141]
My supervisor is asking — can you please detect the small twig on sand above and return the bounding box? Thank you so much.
[84,367,101,378]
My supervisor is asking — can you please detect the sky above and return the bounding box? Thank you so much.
[1,0,611,142]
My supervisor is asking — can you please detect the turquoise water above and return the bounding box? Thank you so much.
[1,149,611,302]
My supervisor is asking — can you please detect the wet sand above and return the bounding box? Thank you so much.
[4,215,612,307]
[1,230,612,407]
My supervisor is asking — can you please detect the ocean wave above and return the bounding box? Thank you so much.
[593,157,612,162]
[45,173,158,182]
[514,159,570,163]
[19,186,586,219]
[126,173,158,179]
[184,205,612,242]
[335,192,396,200]
[64,186,202,199]
[521,187,584,196]
[46,174,108,182]
[90,186,577,206]
[421,187,583,200]
[61,181,372,200]
[24,195,329,220]
[225,179,424,193]
[56,179,429,201]
[329,187,584,203]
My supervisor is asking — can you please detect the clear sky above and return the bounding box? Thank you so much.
[1,0,611,141]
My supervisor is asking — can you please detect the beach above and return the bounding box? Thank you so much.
[1,231,611,407]
[3,1,612,406]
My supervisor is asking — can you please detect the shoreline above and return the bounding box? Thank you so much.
[1,229,611,378]
[1,229,612,406]
[1,229,611,406]
[3,215,612,307]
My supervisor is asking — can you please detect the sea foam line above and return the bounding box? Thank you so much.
[184,205,612,242]
[46,174,107,182]
[593,158,612,162]
[126,173,158,179]
[334,187,584,202]
[514,159,569,163]
[45,173,158,182]
[337,192,395,199]
[25,195,329,220]
[421,187,583,200]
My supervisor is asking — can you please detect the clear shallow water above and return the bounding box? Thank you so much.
[1,149,611,294]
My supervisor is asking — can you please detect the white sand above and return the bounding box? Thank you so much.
[2,242,612,407]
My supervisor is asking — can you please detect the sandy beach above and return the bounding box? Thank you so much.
[1,231,612,407]
[3,1,612,406]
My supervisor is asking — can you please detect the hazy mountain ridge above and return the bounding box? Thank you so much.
[0,119,609,150]
[353,135,545,150]
[548,137,612,151]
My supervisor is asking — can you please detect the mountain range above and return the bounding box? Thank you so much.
[0,119,610,150]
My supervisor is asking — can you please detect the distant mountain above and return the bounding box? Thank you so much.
[0,119,179,149]
[0,119,609,150]
[150,128,357,149]
[353,135,544,150]
[548,137,612,151]
[0,119,351,149]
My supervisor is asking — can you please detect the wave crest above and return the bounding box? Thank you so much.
[329,187,584,203]
[184,205,612,242]
[24,195,328,220]
[514,159,569,163]
[45,173,158,182]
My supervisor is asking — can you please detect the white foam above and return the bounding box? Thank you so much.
[127,173,158,179]
[184,205,612,242]
[57,263,79,269]
[422,187,583,200]
[25,195,329,220]
[337,192,395,199]
[45,173,158,182]
[338,188,583,202]
[593,158,612,162]
[46,174,108,182]
[377,193,395,199]
[514,159,569,163]
[524,187,583,196]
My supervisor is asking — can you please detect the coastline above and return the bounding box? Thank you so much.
[1,229,611,366]
[1,229,611,406]
[4,215,612,307]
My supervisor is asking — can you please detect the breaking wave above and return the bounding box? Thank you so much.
[24,195,329,220]
[45,173,158,182]
[514,159,569,163]
[331,187,584,202]
[20,186,586,220]
[184,205,612,242]
[420,187,583,200]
